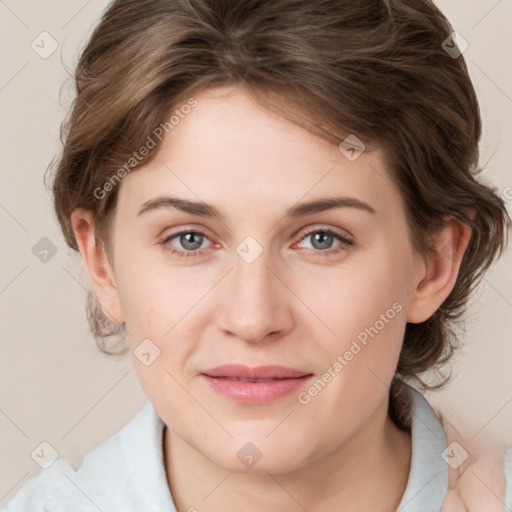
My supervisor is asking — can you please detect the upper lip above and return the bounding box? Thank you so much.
[201,365,312,379]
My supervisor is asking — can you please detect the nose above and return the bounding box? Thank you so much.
[215,250,294,345]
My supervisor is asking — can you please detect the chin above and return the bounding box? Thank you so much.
[202,438,312,475]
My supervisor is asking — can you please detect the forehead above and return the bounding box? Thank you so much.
[116,85,403,220]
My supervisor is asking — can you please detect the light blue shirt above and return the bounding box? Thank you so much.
[3,385,511,511]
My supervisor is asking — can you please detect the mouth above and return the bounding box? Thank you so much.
[210,377,294,382]
[200,365,314,404]
[201,364,312,380]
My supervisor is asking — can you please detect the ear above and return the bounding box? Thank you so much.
[70,209,124,324]
[406,216,472,323]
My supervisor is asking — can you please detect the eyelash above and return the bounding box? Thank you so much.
[159,227,353,259]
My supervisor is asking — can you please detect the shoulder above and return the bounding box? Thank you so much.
[1,401,169,512]
[438,411,512,512]
[2,432,132,512]
[1,458,89,512]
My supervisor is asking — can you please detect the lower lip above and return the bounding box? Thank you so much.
[201,374,314,404]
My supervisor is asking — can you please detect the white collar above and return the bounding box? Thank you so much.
[396,385,448,510]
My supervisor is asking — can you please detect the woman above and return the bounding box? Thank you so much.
[4,0,511,510]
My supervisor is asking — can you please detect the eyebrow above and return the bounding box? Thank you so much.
[137,195,377,220]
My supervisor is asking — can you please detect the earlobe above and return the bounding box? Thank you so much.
[70,209,124,324]
[406,217,472,324]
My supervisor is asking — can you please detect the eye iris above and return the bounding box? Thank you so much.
[311,231,333,250]
[180,232,203,250]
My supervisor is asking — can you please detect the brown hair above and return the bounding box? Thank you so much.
[47,0,510,428]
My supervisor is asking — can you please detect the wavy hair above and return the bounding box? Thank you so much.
[47,0,510,430]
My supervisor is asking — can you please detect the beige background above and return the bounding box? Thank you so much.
[1,0,511,506]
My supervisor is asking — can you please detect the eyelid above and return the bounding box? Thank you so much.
[161,223,353,245]
[297,224,352,239]
[160,224,216,242]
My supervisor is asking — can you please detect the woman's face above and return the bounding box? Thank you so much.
[108,85,424,472]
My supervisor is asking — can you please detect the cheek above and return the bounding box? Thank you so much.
[113,255,206,382]
[308,250,407,348]
[300,246,409,403]
[114,247,186,334]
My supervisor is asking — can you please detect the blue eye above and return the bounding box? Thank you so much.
[297,229,353,257]
[160,228,353,259]
[160,230,211,258]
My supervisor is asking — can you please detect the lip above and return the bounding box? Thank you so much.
[202,364,311,379]
[200,365,314,404]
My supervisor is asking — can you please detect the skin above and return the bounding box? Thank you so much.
[72,84,472,511]
[441,414,507,511]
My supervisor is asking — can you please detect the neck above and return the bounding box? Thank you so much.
[164,397,412,512]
